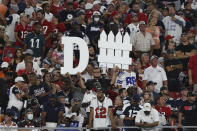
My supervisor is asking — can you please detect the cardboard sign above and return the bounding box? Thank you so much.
[61,36,89,75]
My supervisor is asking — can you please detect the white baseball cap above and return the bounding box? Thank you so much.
[93,0,101,6]
[93,11,101,16]
[15,77,24,83]
[1,62,9,68]
[143,103,151,112]
[85,3,93,10]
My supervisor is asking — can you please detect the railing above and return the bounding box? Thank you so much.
[0,126,197,130]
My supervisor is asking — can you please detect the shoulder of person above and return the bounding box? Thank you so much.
[163,16,170,21]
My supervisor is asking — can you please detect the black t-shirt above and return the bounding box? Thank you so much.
[176,44,195,71]
[29,82,51,105]
[43,102,64,123]
[176,44,195,54]
[164,58,182,79]
[0,78,9,110]
[180,100,197,126]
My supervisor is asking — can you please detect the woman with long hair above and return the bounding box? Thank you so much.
[10,48,23,71]
[146,10,161,56]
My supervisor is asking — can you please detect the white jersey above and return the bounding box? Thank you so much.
[127,23,139,38]
[5,14,20,42]
[7,85,23,111]
[24,6,42,18]
[135,108,159,131]
[45,12,53,22]
[116,71,137,89]
[82,90,96,112]
[162,15,185,45]
[0,122,17,131]
[90,97,113,128]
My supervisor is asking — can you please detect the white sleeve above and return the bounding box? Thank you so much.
[78,115,84,127]
[153,109,159,122]
[90,99,95,108]
[135,111,141,123]
[107,98,113,107]
[16,63,20,72]
[161,69,167,81]
[142,69,148,81]
[82,93,88,103]
[33,62,42,76]
[131,33,137,47]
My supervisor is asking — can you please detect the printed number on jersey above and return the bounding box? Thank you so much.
[95,107,106,118]
[129,110,138,118]
[30,39,40,48]
[21,31,28,39]
[43,26,48,34]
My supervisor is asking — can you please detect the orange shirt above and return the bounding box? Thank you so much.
[0,4,8,17]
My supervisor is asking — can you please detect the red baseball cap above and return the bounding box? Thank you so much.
[165,35,174,41]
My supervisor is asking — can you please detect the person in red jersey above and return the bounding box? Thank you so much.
[155,96,172,120]
[50,0,63,15]
[14,13,31,48]
[36,9,54,51]
[188,53,197,93]
[52,15,66,35]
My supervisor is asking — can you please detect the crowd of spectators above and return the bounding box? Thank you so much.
[0,0,196,130]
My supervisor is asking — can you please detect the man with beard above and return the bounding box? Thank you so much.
[36,9,54,51]
[124,2,148,25]
[41,94,64,127]
[87,86,116,130]
[28,73,51,105]
[135,103,159,131]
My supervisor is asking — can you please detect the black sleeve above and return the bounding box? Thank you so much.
[12,86,20,95]
[179,104,184,113]
[43,82,51,92]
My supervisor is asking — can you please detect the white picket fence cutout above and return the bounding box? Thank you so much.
[98,31,132,70]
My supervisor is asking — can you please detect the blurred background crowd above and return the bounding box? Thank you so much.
[0,0,197,130]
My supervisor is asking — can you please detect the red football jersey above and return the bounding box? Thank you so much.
[54,23,66,34]
[41,20,55,48]
[3,46,16,59]
[15,23,31,47]
[124,12,148,25]
[50,4,63,15]
[155,105,172,119]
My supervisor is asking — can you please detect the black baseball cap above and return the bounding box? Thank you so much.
[146,81,157,86]
[160,86,168,91]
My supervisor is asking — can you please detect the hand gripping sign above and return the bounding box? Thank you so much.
[61,36,89,75]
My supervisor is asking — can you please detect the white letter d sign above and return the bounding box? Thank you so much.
[61,36,89,75]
